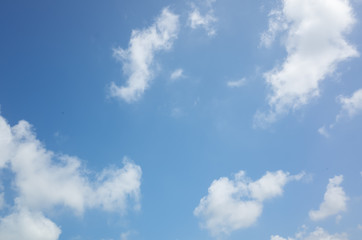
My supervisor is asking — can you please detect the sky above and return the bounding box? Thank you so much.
[0,0,362,239]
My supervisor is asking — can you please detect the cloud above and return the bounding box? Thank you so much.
[318,126,330,138]
[337,88,362,120]
[170,68,184,81]
[227,78,246,88]
[188,1,217,36]
[255,0,358,128]
[0,193,5,210]
[309,175,347,221]
[0,115,142,239]
[271,227,348,240]
[109,8,179,102]
[194,170,303,236]
[0,207,61,240]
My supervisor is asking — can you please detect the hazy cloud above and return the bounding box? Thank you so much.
[170,68,184,81]
[271,227,348,240]
[188,1,217,36]
[227,78,246,88]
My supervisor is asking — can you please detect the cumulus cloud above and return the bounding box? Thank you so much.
[271,227,348,240]
[255,0,358,128]
[309,175,347,221]
[0,115,142,239]
[188,0,217,36]
[227,78,246,88]
[194,170,303,236]
[0,207,61,240]
[109,8,179,102]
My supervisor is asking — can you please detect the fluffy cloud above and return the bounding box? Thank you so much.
[337,88,362,120]
[194,170,303,236]
[0,207,61,240]
[188,0,217,36]
[110,8,179,102]
[0,115,142,239]
[255,0,358,127]
[271,227,348,240]
[309,175,347,221]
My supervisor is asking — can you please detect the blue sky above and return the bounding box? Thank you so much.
[0,0,362,239]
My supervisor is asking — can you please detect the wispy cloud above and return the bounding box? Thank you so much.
[110,8,179,103]
[194,170,304,236]
[188,1,217,36]
[337,88,362,120]
[170,68,184,81]
[227,78,246,88]
[271,227,348,240]
[255,0,358,128]
[318,88,362,137]
[309,175,348,221]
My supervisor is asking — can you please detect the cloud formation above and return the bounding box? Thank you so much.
[337,88,362,120]
[255,0,358,127]
[110,8,179,102]
[0,115,142,239]
[194,170,303,236]
[188,0,217,36]
[309,175,347,221]
[271,227,348,240]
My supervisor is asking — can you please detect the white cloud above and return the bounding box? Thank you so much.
[255,0,358,128]
[109,8,179,102]
[0,115,142,239]
[318,126,330,138]
[194,170,303,236]
[309,175,347,221]
[0,207,61,240]
[188,1,217,36]
[271,227,348,240]
[170,68,184,81]
[337,88,362,120]
[227,78,246,88]
[260,9,288,48]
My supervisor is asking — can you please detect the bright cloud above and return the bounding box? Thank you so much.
[255,0,358,128]
[0,207,61,240]
[109,8,179,102]
[194,170,303,236]
[309,175,347,221]
[0,115,142,239]
[227,78,246,88]
[271,227,348,240]
[188,1,217,36]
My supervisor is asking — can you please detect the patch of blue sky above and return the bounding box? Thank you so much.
[0,0,361,239]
